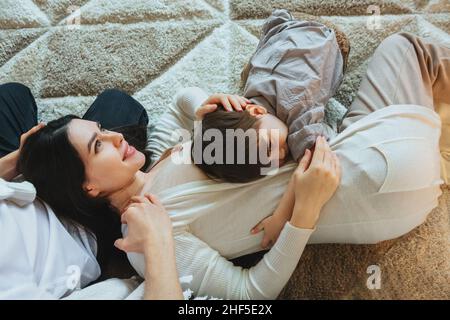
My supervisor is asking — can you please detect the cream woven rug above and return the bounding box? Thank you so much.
[1,0,449,299]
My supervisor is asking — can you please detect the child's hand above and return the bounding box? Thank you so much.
[251,214,287,249]
[196,93,250,119]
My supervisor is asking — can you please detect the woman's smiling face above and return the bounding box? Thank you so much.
[67,119,146,197]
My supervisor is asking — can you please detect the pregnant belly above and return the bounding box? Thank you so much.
[312,137,443,244]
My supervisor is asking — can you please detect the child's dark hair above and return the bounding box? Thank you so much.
[191,106,270,183]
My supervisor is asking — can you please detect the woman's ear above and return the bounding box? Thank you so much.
[246,104,267,118]
[84,182,100,197]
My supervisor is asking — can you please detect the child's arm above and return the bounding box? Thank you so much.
[251,148,313,248]
[195,93,250,119]
[273,176,296,224]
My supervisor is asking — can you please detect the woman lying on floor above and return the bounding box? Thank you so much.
[0,10,343,299]
[1,10,448,299]
[0,87,183,300]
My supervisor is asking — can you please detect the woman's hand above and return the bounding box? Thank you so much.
[114,194,173,255]
[290,136,341,229]
[251,213,286,249]
[196,93,251,119]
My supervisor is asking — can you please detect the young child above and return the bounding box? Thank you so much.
[194,9,344,172]
[243,9,344,162]
[192,9,345,247]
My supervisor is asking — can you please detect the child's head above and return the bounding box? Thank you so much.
[191,104,288,183]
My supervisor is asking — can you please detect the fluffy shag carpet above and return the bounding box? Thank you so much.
[1,0,449,299]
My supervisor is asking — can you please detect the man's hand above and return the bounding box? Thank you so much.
[114,194,173,255]
[195,93,250,119]
[116,194,184,300]
[19,123,45,152]
[0,123,45,180]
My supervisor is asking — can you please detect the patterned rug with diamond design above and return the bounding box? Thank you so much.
[1,0,449,299]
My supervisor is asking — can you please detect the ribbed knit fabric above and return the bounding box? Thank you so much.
[133,87,443,300]
[127,222,313,299]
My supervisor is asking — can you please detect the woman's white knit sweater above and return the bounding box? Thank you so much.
[124,87,443,300]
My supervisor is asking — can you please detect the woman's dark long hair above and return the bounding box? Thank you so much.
[17,115,151,274]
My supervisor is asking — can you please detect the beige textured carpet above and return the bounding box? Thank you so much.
[1,0,449,299]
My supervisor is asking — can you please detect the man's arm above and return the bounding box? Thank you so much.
[0,123,45,181]
[143,237,183,300]
[0,150,20,181]
[251,149,312,248]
